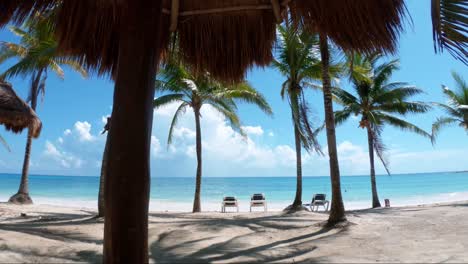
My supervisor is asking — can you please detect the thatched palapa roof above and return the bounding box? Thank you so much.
[0,81,42,138]
[1,0,407,82]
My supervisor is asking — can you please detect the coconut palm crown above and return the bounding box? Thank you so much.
[334,53,431,207]
[432,71,468,141]
[271,25,330,209]
[155,60,272,213]
[0,12,87,204]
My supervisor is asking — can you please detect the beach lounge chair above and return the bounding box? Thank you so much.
[221,196,239,213]
[250,193,267,212]
[309,194,329,212]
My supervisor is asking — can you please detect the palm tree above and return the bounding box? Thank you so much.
[432,71,468,140]
[270,25,328,211]
[0,13,87,204]
[155,61,272,213]
[98,117,111,217]
[318,33,348,225]
[334,53,431,208]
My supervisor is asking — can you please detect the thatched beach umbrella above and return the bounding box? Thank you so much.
[1,1,408,262]
[0,81,42,138]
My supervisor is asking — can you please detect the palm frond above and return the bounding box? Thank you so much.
[432,101,462,118]
[452,71,467,92]
[56,58,88,78]
[153,94,185,109]
[48,60,64,79]
[215,82,273,116]
[0,134,11,152]
[167,102,189,146]
[376,101,431,114]
[432,0,468,65]
[370,125,391,175]
[431,116,462,143]
[209,103,245,137]
[332,87,360,106]
[373,58,400,89]
[374,86,424,102]
[334,109,353,126]
[377,113,432,139]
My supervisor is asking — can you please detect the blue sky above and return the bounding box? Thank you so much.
[0,1,467,177]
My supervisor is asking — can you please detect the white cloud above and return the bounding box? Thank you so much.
[241,125,264,136]
[43,141,83,169]
[74,121,94,142]
[44,141,61,158]
[173,127,196,140]
[151,136,161,158]
[35,101,468,177]
[101,116,109,125]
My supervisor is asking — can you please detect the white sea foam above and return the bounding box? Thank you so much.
[2,191,467,213]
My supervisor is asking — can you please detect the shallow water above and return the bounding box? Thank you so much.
[1,172,467,211]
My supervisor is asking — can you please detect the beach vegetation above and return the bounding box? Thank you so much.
[334,53,431,208]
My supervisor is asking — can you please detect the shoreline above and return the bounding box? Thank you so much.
[2,190,468,213]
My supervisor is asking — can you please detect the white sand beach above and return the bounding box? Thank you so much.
[0,201,467,263]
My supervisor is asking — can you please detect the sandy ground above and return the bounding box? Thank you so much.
[0,202,467,263]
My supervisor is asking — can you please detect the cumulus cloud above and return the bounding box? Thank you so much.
[43,141,83,169]
[74,121,94,142]
[151,136,162,158]
[241,125,264,136]
[41,119,166,174]
[35,102,468,177]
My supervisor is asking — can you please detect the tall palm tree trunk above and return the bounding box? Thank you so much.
[9,68,43,204]
[366,126,381,208]
[98,133,109,217]
[103,3,164,263]
[292,98,303,208]
[319,33,346,226]
[192,107,202,213]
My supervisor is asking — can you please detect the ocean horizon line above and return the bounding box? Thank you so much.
[1,170,467,179]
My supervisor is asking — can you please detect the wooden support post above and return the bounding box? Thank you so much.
[169,0,179,32]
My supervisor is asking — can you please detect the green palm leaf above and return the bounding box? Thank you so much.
[432,117,461,143]
[153,94,186,109]
[431,0,468,65]
[167,102,189,146]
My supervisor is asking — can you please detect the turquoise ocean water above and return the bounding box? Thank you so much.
[1,172,467,211]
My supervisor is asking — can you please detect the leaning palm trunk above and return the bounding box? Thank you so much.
[103,4,163,262]
[366,126,381,208]
[292,108,303,208]
[192,107,202,213]
[9,68,43,204]
[98,133,109,217]
[319,33,346,225]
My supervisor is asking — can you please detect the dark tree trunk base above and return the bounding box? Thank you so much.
[283,204,310,213]
[325,218,349,228]
[372,203,382,208]
[8,193,33,204]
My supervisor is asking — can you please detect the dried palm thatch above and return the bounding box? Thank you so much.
[161,0,281,82]
[1,0,409,82]
[291,0,408,54]
[0,81,42,138]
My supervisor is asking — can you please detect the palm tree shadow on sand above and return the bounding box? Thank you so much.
[149,213,348,263]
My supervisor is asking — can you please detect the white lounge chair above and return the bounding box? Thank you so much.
[309,194,329,211]
[250,193,267,212]
[221,196,239,213]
